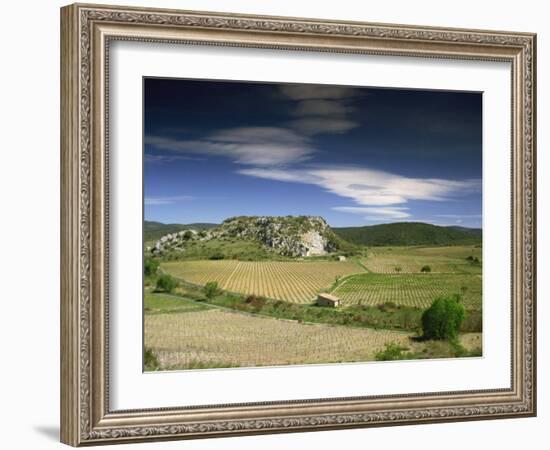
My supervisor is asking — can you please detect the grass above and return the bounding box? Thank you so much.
[375,339,483,361]
[161,283,480,333]
[144,293,211,315]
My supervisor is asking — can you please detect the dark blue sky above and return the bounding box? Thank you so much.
[144,78,482,228]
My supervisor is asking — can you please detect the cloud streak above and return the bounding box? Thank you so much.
[239,166,481,207]
[144,195,193,205]
[332,206,411,219]
[146,127,314,166]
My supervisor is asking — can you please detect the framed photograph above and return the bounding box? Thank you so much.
[60,3,536,446]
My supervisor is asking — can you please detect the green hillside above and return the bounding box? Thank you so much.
[144,221,218,242]
[333,222,482,247]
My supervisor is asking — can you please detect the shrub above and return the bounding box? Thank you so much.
[421,294,466,340]
[244,295,267,311]
[420,265,431,273]
[394,266,402,273]
[377,301,398,312]
[144,347,160,371]
[203,281,222,299]
[375,343,412,361]
[155,274,177,293]
[144,257,159,277]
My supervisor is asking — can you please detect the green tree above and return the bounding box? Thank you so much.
[420,265,431,273]
[144,257,159,277]
[155,274,177,293]
[203,281,221,299]
[394,266,402,273]
[421,294,466,340]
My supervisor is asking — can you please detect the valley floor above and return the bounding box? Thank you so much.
[144,295,481,370]
[146,244,483,370]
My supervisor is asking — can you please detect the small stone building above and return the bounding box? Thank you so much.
[317,293,341,307]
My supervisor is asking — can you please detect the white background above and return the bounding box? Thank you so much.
[0,0,546,449]
[111,43,511,409]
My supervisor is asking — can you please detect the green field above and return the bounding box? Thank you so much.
[361,245,482,274]
[144,293,211,315]
[331,272,481,309]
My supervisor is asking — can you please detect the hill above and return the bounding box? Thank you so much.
[150,216,356,258]
[333,222,482,247]
[144,221,217,242]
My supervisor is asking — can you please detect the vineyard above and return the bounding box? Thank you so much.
[162,260,361,303]
[332,272,482,309]
[144,301,481,370]
[361,245,482,274]
[160,245,482,308]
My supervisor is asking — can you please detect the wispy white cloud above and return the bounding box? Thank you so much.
[239,166,481,207]
[144,195,193,206]
[146,127,314,166]
[332,206,411,219]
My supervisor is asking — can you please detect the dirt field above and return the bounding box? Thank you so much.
[145,306,481,370]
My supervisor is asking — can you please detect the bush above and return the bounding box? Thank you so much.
[244,295,267,311]
[394,266,402,273]
[420,265,431,273]
[144,257,159,277]
[155,274,177,293]
[375,343,412,361]
[377,301,398,312]
[203,281,222,299]
[144,347,160,371]
[466,255,480,265]
[421,294,465,340]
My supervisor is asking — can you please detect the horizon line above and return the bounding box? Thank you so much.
[144,217,482,230]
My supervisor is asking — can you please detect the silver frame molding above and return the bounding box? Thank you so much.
[60,3,536,446]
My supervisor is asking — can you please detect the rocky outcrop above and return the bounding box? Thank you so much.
[151,215,342,257]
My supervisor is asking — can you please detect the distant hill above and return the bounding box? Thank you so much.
[333,222,482,247]
[446,226,483,239]
[144,221,218,242]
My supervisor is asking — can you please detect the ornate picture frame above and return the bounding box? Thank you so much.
[60,3,536,446]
